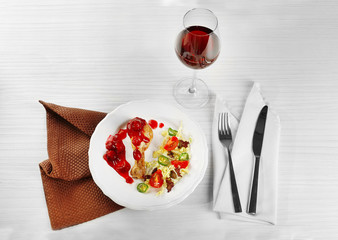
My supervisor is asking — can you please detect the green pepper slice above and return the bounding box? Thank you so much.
[168,128,178,136]
[179,152,189,161]
[137,183,149,193]
[158,155,170,166]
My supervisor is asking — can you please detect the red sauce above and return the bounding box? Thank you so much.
[103,117,154,184]
[133,149,142,161]
[159,123,164,128]
[148,119,158,129]
[127,117,149,161]
[104,130,133,184]
[117,129,127,139]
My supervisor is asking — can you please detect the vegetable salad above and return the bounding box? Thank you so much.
[136,124,191,195]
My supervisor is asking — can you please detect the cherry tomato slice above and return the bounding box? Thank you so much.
[164,136,179,151]
[171,160,189,169]
[149,169,164,188]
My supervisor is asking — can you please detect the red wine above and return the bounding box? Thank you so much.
[175,25,220,69]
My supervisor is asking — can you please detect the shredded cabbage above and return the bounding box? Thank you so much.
[142,124,191,195]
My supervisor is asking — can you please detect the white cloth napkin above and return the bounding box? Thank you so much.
[212,83,281,224]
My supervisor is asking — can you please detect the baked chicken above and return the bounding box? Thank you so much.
[127,117,153,179]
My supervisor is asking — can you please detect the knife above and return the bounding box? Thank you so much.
[247,105,268,215]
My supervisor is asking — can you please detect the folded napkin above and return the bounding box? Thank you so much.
[39,101,123,230]
[212,83,281,224]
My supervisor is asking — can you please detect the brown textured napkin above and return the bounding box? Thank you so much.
[39,101,123,230]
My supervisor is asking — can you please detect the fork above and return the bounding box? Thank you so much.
[218,112,242,213]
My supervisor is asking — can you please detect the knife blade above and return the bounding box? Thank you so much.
[247,105,268,215]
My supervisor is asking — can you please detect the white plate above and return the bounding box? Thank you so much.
[88,100,208,210]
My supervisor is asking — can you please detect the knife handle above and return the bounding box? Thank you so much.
[247,156,260,215]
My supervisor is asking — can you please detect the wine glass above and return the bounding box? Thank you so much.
[174,8,220,108]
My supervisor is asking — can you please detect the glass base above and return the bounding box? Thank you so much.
[173,77,209,109]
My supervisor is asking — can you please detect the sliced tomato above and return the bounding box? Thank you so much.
[171,160,189,169]
[149,169,164,188]
[164,136,179,151]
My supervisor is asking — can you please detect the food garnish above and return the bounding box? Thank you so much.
[158,155,170,166]
[137,183,149,193]
[149,169,164,188]
[138,123,191,195]
[164,136,179,151]
[168,127,178,136]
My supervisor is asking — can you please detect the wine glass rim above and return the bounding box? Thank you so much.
[183,8,219,35]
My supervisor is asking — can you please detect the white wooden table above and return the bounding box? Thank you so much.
[1,0,338,239]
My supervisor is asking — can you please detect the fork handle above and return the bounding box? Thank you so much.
[227,148,242,213]
[247,156,260,215]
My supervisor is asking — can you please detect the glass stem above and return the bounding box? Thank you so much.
[189,70,197,94]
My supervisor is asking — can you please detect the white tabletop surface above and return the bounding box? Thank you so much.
[1,0,338,239]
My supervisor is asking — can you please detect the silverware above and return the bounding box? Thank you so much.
[218,112,242,213]
[247,105,268,215]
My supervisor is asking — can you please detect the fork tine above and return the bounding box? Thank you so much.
[226,112,232,137]
[222,112,227,135]
[218,113,222,135]
[218,113,223,135]
[219,113,225,135]
[223,112,227,134]
[219,112,232,137]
